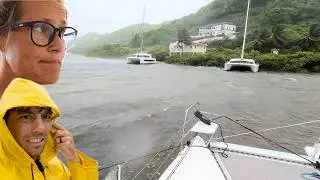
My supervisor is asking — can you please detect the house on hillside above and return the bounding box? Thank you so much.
[169,41,207,56]
[197,22,237,40]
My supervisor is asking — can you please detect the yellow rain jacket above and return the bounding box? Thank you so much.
[0,78,98,180]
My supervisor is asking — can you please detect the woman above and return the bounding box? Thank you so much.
[0,0,76,96]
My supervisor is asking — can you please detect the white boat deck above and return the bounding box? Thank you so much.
[213,142,317,180]
[219,151,316,180]
[159,137,317,180]
[159,136,227,180]
[104,105,320,180]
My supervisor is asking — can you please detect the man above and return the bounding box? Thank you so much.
[0,78,98,179]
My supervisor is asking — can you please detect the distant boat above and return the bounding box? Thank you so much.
[127,53,157,64]
[224,0,259,72]
[127,2,156,65]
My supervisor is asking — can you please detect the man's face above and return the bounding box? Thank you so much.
[6,107,53,160]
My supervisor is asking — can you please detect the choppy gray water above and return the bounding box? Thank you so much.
[47,54,320,179]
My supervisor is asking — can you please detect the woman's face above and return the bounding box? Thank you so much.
[2,1,67,84]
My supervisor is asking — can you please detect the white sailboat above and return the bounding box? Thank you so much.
[127,3,157,65]
[224,0,259,72]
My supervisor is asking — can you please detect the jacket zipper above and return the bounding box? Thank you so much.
[31,164,34,180]
[31,163,47,180]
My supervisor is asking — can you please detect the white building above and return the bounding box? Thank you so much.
[198,22,237,39]
[271,48,280,54]
[169,41,207,56]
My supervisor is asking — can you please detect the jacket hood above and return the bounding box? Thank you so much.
[0,78,61,166]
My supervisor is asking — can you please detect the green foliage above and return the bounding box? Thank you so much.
[148,45,169,62]
[255,52,320,72]
[298,24,320,52]
[143,26,178,47]
[270,25,287,48]
[129,34,141,48]
[167,50,320,73]
[167,49,238,67]
[84,44,130,58]
[208,38,242,49]
[99,23,162,45]
[175,27,192,56]
[178,28,191,46]
[309,24,320,41]
[140,0,320,50]
[264,1,299,25]
[70,23,163,54]
[72,0,320,61]
[167,53,230,67]
[249,23,320,53]
[167,55,184,64]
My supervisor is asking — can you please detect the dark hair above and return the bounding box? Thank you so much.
[3,110,10,122]
[0,1,21,36]
[0,0,66,36]
[3,106,53,123]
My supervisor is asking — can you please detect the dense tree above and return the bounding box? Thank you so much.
[298,24,320,52]
[269,25,287,49]
[129,34,141,48]
[177,28,191,55]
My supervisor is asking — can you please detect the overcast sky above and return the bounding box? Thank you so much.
[65,0,213,36]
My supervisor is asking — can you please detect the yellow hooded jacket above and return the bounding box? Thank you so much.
[0,78,98,180]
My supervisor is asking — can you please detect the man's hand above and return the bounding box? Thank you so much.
[53,122,81,164]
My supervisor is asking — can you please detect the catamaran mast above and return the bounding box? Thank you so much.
[241,0,251,59]
[140,2,146,53]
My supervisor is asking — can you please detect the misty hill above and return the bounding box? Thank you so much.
[71,0,320,55]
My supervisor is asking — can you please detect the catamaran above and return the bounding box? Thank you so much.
[224,0,259,72]
[127,53,157,65]
[127,2,157,65]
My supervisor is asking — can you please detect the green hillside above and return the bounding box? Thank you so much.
[70,23,163,54]
[71,0,320,56]
[141,0,320,47]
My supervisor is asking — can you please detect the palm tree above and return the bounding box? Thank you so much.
[253,29,272,52]
[299,24,320,51]
[309,24,320,41]
[270,25,287,49]
[177,28,191,56]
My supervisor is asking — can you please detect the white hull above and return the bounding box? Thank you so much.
[126,57,157,64]
[224,58,259,73]
[127,53,157,65]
